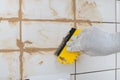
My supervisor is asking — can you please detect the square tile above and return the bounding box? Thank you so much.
[22,0,73,19]
[26,73,71,80]
[118,24,120,31]
[23,52,75,79]
[76,70,115,80]
[0,21,19,49]
[117,69,120,80]
[0,0,19,18]
[76,23,116,73]
[70,75,75,80]
[22,22,73,48]
[117,24,120,68]
[77,23,116,33]
[0,52,20,80]
[117,1,120,22]
[76,0,115,22]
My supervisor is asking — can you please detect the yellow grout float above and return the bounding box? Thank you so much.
[55,28,82,64]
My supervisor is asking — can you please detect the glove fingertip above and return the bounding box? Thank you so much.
[67,47,73,52]
[71,36,77,41]
[66,42,72,47]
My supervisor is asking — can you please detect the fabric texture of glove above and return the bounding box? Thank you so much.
[67,27,120,56]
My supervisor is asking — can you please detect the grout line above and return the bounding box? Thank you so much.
[73,0,77,80]
[73,0,76,28]
[115,0,118,80]
[0,48,57,53]
[0,49,20,53]
[20,19,120,24]
[74,61,77,80]
[71,68,120,75]
[0,47,63,53]
[1,17,120,24]
[22,18,74,22]
[71,69,116,75]
[19,0,23,80]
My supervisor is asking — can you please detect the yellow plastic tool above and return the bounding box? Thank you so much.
[55,28,82,64]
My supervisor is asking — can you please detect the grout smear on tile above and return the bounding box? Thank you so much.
[24,40,33,44]
[16,39,24,48]
[49,0,58,16]
[1,53,20,80]
[8,17,19,22]
[38,61,44,65]
[77,0,102,22]
[0,49,19,53]
[8,18,19,26]
[24,47,57,54]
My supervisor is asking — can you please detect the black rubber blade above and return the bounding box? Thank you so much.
[55,28,76,56]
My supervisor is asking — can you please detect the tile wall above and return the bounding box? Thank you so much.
[0,0,119,80]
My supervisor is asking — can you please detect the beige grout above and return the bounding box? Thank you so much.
[73,0,76,28]
[0,49,20,53]
[18,0,23,79]
[72,0,77,80]
[1,17,120,24]
[22,18,74,22]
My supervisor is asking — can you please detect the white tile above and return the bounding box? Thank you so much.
[117,24,120,32]
[0,0,19,18]
[117,1,120,22]
[22,0,73,19]
[76,23,116,73]
[0,52,20,80]
[26,73,71,80]
[117,24,120,31]
[117,24,120,68]
[76,70,115,80]
[77,23,116,33]
[23,52,75,79]
[22,22,73,48]
[70,75,75,80]
[117,69,120,80]
[0,21,19,49]
[117,24,120,70]
[76,54,115,73]
[76,0,115,22]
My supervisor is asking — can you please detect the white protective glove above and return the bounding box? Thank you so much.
[67,27,120,56]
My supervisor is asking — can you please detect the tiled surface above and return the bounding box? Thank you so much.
[0,0,19,18]
[117,70,120,80]
[117,24,120,68]
[27,74,71,80]
[76,0,115,22]
[77,23,116,32]
[70,75,75,80]
[76,54,115,73]
[22,22,73,48]
[0,0,119,80]
[0,52,20,80]
[117,1,120,22]
[23,52,75,79]
[22,0,73,19]
[0,21,19,49]
[76,70,115,80]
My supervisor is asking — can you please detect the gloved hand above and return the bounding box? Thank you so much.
[67,27,120,56]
